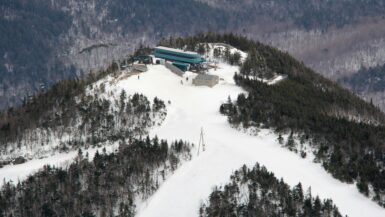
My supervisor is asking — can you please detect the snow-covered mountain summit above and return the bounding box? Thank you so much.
[1,37,385,216]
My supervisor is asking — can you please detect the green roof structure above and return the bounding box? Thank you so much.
[153,46,205,66]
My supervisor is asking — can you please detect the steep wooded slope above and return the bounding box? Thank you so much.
[0,61,166,167]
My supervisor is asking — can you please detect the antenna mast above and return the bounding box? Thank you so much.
[197,127,205,155]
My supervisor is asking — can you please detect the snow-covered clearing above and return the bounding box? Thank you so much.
[0,151,77,184]
[104,64,383,217]
[0,59,384,216]
[0,143,119,184]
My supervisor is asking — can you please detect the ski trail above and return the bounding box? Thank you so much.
[112,64,385,217]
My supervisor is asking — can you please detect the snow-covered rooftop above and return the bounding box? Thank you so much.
[155,46,200,56]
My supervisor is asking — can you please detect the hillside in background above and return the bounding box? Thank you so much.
[2,0,385,111]
[339,63,385,110]
[199,0,385,30]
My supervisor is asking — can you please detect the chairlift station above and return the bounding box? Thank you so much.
[153,46,205,71]
[130,46,219,87]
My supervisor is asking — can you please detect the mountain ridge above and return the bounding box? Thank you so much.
[2,0,385,112]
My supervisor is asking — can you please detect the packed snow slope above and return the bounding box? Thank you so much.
[97,64,385,217]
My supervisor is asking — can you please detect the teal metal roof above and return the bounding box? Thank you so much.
[154,46,204,64]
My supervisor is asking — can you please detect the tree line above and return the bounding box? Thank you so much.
[0,137,192,217]
[0,62,166,167]
[200,163,344,217]
[196,33,385,206]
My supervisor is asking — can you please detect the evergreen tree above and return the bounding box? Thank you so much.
[200,164,343,217]
[286,132,296,150]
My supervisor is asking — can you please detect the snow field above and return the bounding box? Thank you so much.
[107,64,385,217]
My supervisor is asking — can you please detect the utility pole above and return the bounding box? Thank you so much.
[197,127,205,156]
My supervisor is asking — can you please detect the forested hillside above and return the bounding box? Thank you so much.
[0,0,234,111]
[200,164,344,217]
[0,0,74,108]
[0,60,166,167]
[200,0,385,30]
[0,138,192,217]
[3,0,385,111]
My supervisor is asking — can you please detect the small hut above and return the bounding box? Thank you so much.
[193,74,219,87]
